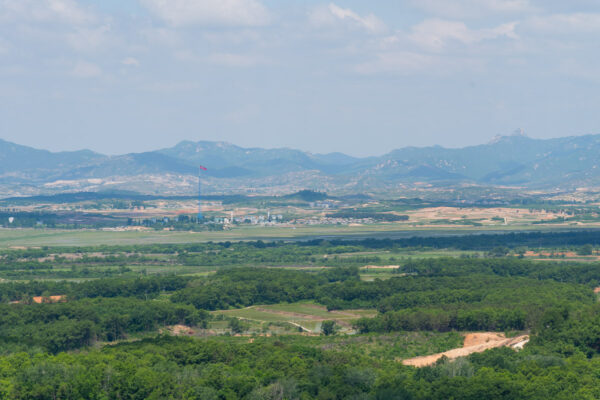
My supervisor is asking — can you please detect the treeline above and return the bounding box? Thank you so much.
[5,229,600,263]
[170,267,359,310]
[4,327,600,399]
[175,243,369,267]
[0,298,207,353]
[168,263,595,333]
[324,230,600,250]
[323,274,590,310]
[5,229,600,261]
[355,306,527,332]
[0,275,192,303]
[0,275,209,354]
[398,257,600,286]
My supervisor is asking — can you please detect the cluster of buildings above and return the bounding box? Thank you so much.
[308,200,338,209]
[215,214,284,225]
[127,213,287,227]
[292,216,376,225]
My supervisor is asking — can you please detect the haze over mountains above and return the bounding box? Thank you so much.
[2,133,600,197]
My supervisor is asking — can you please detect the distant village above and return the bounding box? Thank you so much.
[1,196,413,230]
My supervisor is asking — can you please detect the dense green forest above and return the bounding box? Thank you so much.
[3,327,600,399]
[1,257,598,352]
[0,298,207,353]
[1,233,600,398]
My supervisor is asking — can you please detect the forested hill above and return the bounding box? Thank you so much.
[2,133,600,195]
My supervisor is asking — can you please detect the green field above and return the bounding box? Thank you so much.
[0,224,584,248]
[216,301,377,333]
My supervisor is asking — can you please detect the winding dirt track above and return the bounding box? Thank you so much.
[402,333,529,367]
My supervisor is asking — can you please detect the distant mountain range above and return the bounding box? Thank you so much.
[2,133,600,197]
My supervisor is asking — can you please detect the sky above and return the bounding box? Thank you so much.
[1,0,600,157]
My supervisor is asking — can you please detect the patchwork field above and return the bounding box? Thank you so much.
[215,302,377,333]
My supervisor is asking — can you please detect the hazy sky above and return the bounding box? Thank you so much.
[1,0,599,156]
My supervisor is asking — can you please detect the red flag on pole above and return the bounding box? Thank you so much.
[199,165,207,171]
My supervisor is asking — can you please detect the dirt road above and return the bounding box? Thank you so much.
[402,332,529,367]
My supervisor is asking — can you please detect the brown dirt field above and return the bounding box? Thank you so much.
[562,251,581,257]
[463,332,506,347]
[524,250,600,260]
[402,333,529,367]
[525,250,592,258]
[32,295,66,304]
[38,252,107,262]
[167,325,195,335]
[408,206,565,225]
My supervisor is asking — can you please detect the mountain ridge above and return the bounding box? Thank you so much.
[1,134,599,196]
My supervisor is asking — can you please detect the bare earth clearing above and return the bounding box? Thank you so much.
[402,332,529,367]
[524,250,600,261]
[166,324,195,336]
[408,206,567,226]
[361,265,401,270]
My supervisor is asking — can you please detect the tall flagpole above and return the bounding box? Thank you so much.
[198,169,202,221]
[198,165,207,222]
